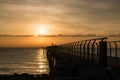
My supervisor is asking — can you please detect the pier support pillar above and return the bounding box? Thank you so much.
[99,41,107,67]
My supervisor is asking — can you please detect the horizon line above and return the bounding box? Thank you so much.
[0,34,120,37]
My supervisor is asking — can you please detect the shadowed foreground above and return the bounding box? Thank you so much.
[47,46,113,80]
[0,74,49,80]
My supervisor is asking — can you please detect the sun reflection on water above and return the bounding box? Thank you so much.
[36,48,49,74]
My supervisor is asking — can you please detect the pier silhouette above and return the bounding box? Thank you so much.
[0,37,120,80]
[47,37,120,80]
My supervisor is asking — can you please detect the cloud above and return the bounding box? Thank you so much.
[1,0,120,23]
[108,33,120,37]
[0,34,34,37]
[37,33,120,37]
[0,0,120,35]
[0,33,120,38]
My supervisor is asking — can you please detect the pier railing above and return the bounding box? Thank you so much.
[107,41,120,67]
[107,41,120,58]
[58,37,120,67]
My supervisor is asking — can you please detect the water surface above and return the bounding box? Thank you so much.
[0,48,49,75]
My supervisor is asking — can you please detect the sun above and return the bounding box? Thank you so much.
[35,24,49,36]
[38,25,48,35]
[39,28,46,35]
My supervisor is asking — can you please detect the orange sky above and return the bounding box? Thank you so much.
[0,37,119,47]
[0,37,88,47]
[0,0,120,47]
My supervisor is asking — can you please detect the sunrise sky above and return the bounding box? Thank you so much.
[0,0,120,47]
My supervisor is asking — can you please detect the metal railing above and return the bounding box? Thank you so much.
[107,41,120,58]
[107,41,120,67]
[58,37,120,67]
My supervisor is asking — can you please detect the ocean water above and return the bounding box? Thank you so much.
[0,48,49,75]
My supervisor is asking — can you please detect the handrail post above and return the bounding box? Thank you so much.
[114,42,118,58]
[108,42,112,57]
[91,40,96,64]
[83,41,87,59]
[79,41,83,58]
[87,40,91,60]
[99,41,107,67]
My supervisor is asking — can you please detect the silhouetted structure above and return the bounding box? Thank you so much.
[47,37,120,80]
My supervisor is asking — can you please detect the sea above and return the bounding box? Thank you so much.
[0,48,49,75]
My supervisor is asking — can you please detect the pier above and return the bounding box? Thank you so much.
[46,37,120,80]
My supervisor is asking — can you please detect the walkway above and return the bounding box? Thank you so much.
[47,47,112,80]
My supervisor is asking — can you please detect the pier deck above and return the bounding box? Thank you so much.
[47,47,115,80]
